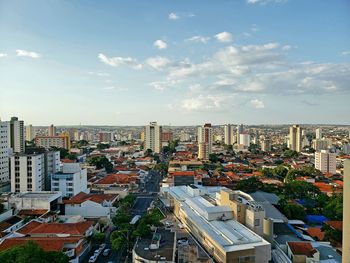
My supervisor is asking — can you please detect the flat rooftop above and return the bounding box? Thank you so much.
[134,228,175,261]
[13,192,61,199]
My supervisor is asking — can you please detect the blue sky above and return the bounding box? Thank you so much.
[0,0,349,125]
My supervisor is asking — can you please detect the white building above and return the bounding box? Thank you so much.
[315,150,336,174]
[0,121,10,182]
[64,192,118,220]
[315,128,322,139]
[25,124,35,141]
[45,151,61,190]
[8,191,62,211]
[51,163,88,197]
[289,125,302,152]
[239,133,251,147]
[313,139,329,151]
[144,121,162,153]
[198,123,212,160]
[10,153,45,193]
[224,124,234,145]
[8,117,25,154]
[236,124,244,144]
[180,131,191,142]
[261,137,272,152]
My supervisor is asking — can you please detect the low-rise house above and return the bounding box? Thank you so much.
[64,192,118,220]
[286,241,320,263]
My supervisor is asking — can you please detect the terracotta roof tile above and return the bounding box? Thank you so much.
[95,173,137,185]
[305,227,325,241]
[287,242,318,257]
[18,221,92,236]
[326,221,343,231]
[64,192,118,205]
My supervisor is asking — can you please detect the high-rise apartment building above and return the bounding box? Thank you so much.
[8,117,25,153]
[198,123,212,160]
[98,132,113,143]
[315,128,322,139]
[145,122,162,153]
[236,124,244,145]
[25,124,35,141]
[289,125,302,152]
[313,139,329,151]
[224,124,234,145]
[180,131,191,142]
[239,133,251,147]
[315,150,336,174]
[10,153,45,192]
[161,131,173,142]
[343,160,350,262]
[48,124,56,136]
[0,121,10,182]
[35,133,70,150]
[261,137,272,152]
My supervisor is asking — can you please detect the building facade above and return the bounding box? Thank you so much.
[35,134,70,150]
[145,122,162,153]
[224,124,234,145]
[314,150,336,174]
[48,124,56,136]
[0,121,10,182]
[289,125,302,152]
[25,124,35,141]
[8,117,25,154]
[198,123,212,160]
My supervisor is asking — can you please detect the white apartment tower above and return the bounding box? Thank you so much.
[236,124,244,144]
[315,128,322,139]
[224,124,234,145]
[315,150,336,175]
[198,123,212,160]
[25,124,35,141]
[239,133,251,147]
[8,117,25,153]
[145,122,162,153]
[0,121,10,182]
[261,137,272,152]
[51,163,88,197]
[10,153,45,192]
[289,125,302,152]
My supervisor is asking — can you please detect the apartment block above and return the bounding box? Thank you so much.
[315,150,336,175]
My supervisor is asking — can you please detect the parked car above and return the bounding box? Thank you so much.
[99,243,106,250]
[88,255,97,263]
[103,248,111,256]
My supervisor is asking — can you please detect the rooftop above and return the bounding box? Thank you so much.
[287,242,318,257]
[64,192,118,205]
[12,191,61,200]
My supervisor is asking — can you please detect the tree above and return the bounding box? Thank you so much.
[97,143,110,150]
[112,209,132,226]
[50,147,69,159]
[272,165,288,178]
[236,177,263,193]
[283,181,321,199]
[65,154,77,160]
[323,194,343,220]
[0,241,69,263]
[280,203,306,220]
[144,149,153,157]
[322,224,342,243]
[209,153,219,163]
[88,156,113,172]
[90,232,105,244]
[283,149,299,158]
[77,140,89,148]
[111,236,125,251]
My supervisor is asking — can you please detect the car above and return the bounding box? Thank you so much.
[99,243,106,250]
[103,248,111,256]
[177,239,189,246]
[88,255,97,263]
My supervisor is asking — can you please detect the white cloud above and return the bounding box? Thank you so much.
[250,99,265,108]
[88,71,110,77]
[168,12,179,20]
[185,35,210,44]
[153,40,167,50]
[146,56,171,70]
[0,53,7,58]
[103,86,128,91]
[247,0,288,5]
[168,12,195,20]
[282,45,292,51]
[214,32,233,43]
[16,49,40,58]
[98,53,142,69]
[341,51,350,56]
[148,79,180,91]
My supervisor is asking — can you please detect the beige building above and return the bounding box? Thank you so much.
[198,123,212,160]
[35,133,70,150]
[343,160,350,263]
[261,137,272,152]
[48,124,56,136]
[145,121,162,153]
[161,185,271,263]
[25,124,35,141]
[314,150,336,174]
[8,117,25,154]
[289,125,302,152]
[224,124,234,145]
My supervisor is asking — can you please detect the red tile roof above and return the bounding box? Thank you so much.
[287,242,318,257]
[326,221,343,231]
[171,171,195,177]
[64,192,118,205]
[305,227,325,241]
[18,221,92,236]
[61,159,76,163]
[0,237,82,252]
[18,209,48,217]
[95,173,137,185]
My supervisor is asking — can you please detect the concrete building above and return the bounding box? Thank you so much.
[98,132,112,143]
[161,185,271,263]
[236,124,244,145]
[289,125,302,152]
[314,150,336,175]
[312,139,329,151]
[8,117,25,154]
[48,124,56,136]
[35,134,70,150]
[161,131,173,142]
[239,133,251,148]
[45,151,60,190]
[51,163,88,197]
[342,143,350,155]
[64,192,118,220]
[25,124,35,141]
[145,121,162,153]
[0,121,9,182]
[8,191,62,212]
[198,123,212,160]
[261,137,272,152]
[180,131,191,142]
[343,160,350,263]
[224,124,234,145]
[10,153,45,193]
[315,128,322,140]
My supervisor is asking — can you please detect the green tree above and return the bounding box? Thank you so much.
[280,203,306,220]
[65,154,77,160]
[323,194,343,220]
[321,224,342,243]
[112,209,132,226]
[50,147,69,159]
[144,149,153,157]
[88,156,113,172]
[0,241,69,263]
[209,153,219,163]
[111,236,125,251]
[273,165,288,178]
[283,181,321,199]
[283,149,299,158]
[236,177,263,193]
[90,232,105,244]
[77,140,89,148]
[97,143,110,150]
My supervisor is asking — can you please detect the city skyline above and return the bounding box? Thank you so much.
[1,0,350,125]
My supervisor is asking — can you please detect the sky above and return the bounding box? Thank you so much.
[0,0,349,126]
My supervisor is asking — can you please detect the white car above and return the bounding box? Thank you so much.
[88,255,97,263]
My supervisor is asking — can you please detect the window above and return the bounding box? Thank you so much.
[254,219,260,226]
